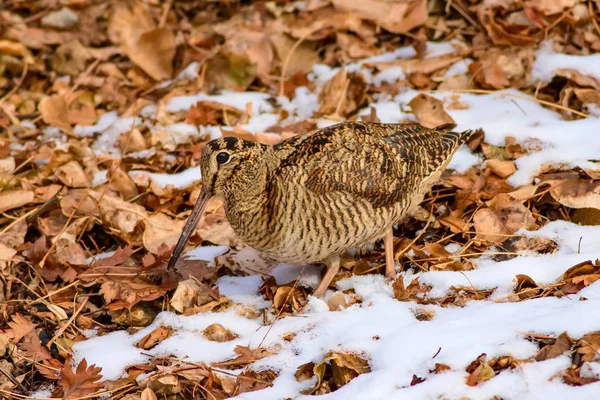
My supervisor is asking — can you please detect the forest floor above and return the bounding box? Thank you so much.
[2,1,600,399]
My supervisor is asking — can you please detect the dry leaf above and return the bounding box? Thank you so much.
[333,0,427,33]
[317,69,367,117]
[8,313,37,343]
[39,94,73,135]
[549,179,600,209]
[300,351,371,394]
[465,354,496,386]
[110,4,174,81]
[170,279,215,313]
[55,160,91,188]
[535,332,573,361]
[203,323,238,342]
[408,94,454,128]
[0,190,34,213]
[137,326,174,350]
[474,193,536,244]
[56,357,103,399]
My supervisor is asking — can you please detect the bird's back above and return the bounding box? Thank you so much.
[235,121,474,264]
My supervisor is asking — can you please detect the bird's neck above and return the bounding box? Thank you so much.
[220,148,274,225]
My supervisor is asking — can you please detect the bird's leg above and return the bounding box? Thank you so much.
[384,229,397,281]
[312,255,341,298]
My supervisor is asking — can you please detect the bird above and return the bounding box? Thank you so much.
[168,121,475,298]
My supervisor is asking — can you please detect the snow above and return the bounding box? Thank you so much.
[129,166,201,189]
[71,42,600,399]
[532,41,600,84]
[184,245,229,261]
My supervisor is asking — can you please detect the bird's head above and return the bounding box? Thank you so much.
[168,136,266,269]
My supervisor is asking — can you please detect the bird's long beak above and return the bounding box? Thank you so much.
[167,188,211,270]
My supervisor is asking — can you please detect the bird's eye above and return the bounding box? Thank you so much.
[216,151,230,165]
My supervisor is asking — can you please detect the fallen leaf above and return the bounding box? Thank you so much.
[203,323,238,342]
[55,160,91,188]
[333,0,427,33]
[0,190,34,213]
[535,332,573,361]
[110,3,174,81]
[408,93,454,128]
[300,351,371,394]
[466,354,496,386]
[8,313,37,343]
[137,326,174,350]
[474,193,536,244]
[56,357,103,399]
[39,94,73,135]
[317,69,367,117]
[170,279,215,313]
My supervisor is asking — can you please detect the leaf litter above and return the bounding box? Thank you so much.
[2,0,600,399]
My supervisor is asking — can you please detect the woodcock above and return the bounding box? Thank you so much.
[168,121,475,297]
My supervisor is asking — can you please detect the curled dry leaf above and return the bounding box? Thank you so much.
[0,189,34,213]
[317,69,367,118]
[203,323,238,342]
[474,193,536,244]
[299,351,371,395]
[109,3,174,81]
[270,33,320,77]
[55,160,91,188]
[366,53,461,75]
[465,354,496,387]
[408,93,454,129]
[535,332,573,361]
[38,94,73,135]
[486,159,516,179]
[108,164,139,200]
[137,326,174,350]
[170,279,215,313]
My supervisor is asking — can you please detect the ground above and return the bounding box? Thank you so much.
[2,1,600,400]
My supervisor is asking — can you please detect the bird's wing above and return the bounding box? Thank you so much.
[272,122,472,209]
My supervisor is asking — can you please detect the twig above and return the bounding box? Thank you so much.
[47,299,88,347]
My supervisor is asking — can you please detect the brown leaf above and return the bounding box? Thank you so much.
[432,363,451,374]
[55,160,91,188]
[203,323,238,342]
[333,0,427,33]
[301,351,371,394]
[408,94,454,128]
[137,326,174,350]
[9,313,37,343]
[535,332,573,361]
[474,194,536,244]
[56,357,103,399]
[0,190,34,213]
[576,331,600,363]
[39,94,73,135]
[562,366,599,386]
[108,164,139,200]
[19,332,52,362]
[465,354,496,386]
[549,179,600,209]
[270,33,320,76]
[317,69,367,118]
[170,279,215,313]
[110,4,174,81]
[486,159,516,179]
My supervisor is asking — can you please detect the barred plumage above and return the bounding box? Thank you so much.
[168,121,476,297]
